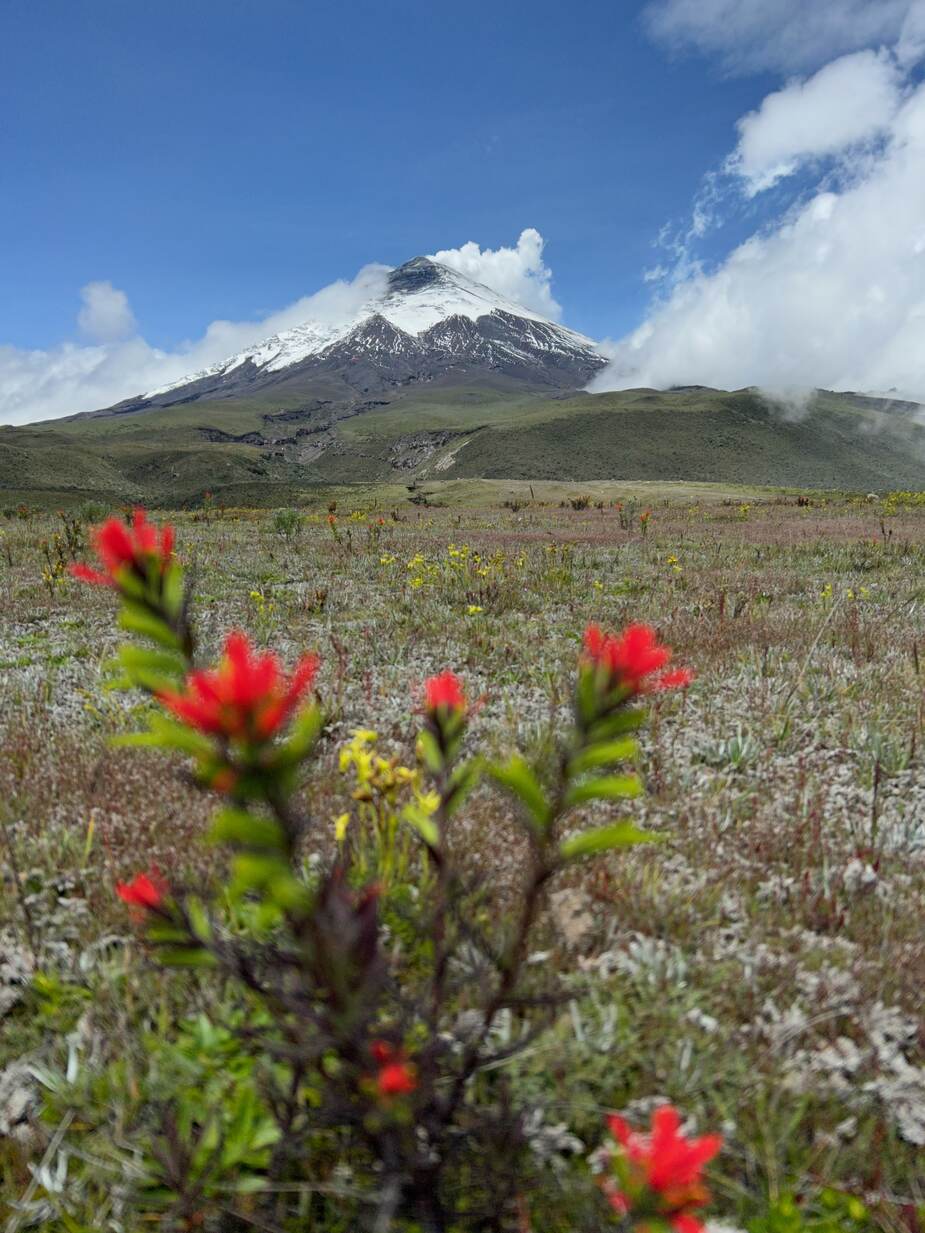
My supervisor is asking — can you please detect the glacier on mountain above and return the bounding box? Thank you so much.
[145,257,600,398]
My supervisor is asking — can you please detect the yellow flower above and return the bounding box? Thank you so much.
[467,604,483,615]
[334,812,350,843]
[416,789,440,815]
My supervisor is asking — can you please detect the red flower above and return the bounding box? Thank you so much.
[583,624,692,694]
[378,1061,417,1097]
[604,1106,721,1233]
[370,1040,417,1098]
[70,509,174,587]
[116,869,166,913]
[424,670,466,714]
[158,631,318,742]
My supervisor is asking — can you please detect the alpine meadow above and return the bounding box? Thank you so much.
[4,3,925,1232]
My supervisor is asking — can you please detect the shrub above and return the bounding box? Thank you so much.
[44,509,714,1230]
[272,506,302,540]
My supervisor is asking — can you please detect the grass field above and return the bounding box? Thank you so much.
[2,489,925,1228]
[5,385,925,505]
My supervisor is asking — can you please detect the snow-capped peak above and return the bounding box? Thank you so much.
[145,257,598,398]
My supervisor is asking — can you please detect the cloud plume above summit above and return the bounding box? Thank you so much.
[428,229,561,320]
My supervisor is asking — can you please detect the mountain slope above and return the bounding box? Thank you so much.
[6,256,925,503]
[81,257,605,419]
[5,385,925,506]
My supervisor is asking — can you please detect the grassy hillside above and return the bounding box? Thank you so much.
[4,383,925,506]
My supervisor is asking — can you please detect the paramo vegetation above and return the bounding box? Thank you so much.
[1,491,924,1232]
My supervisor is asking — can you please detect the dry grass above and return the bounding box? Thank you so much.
[2,493,925,1225]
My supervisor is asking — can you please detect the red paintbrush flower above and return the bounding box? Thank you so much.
[583,623,692,695]
[603,1106,722,1233]
[116,869,166,913]
[370,1040,417,1098]
[158,630,318,743]
[424,670,466,714]
[70,509,174,587]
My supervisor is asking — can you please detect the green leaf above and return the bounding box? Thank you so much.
[115,569,146,602]
[278,703,323,763]
[113,714,214,758]
[417,728,443,773]
[564,772,642,808]
[208,808,286,852]
[445,757,482,817]
[564,774,641,807]
[147,922,194,945]
[185,896,213,943]
[234,1175,270,1194]
[559,821,658,860]
[118,601,181,650]
[158,947,218,968]
[489,755,550,831]
[229,853,283,892]
[568,738,638,776]
[116,644,186,692]
[575,665,599,726]
[229,854,309,911]
[401,802,439,847]
[585,708,645,744]
[162,562,186,620]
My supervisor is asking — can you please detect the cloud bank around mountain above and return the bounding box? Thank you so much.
[0,265,392,425]
[593,7,925,401]
[0,229,559,425]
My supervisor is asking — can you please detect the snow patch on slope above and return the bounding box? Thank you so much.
[145,258,598,398]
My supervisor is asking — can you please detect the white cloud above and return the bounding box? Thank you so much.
[0,264,389,425]
[77,280,137,342]
[0,231,559,426]
[644,0,923,74]
[429,228,561,319]
[592,76,925,401]
[732,51,902,194]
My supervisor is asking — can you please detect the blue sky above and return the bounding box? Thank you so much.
[1,0,767,347]
[3,0,925,420]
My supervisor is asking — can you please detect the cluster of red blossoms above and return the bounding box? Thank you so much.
[116,870,166,915]
[583,623,692,695]
[71,509,174,587]
[603,1106,722,1233]
[159,630,319,744]
[424,670,467,715]
[370,1040,417,1098]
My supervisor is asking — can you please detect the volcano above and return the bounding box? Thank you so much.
[94,256,606,418]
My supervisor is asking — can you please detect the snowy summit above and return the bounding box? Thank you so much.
[144,257,603,401]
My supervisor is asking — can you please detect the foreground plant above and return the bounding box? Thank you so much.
[601,1106,722,1233]
[60,509,712,1230]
